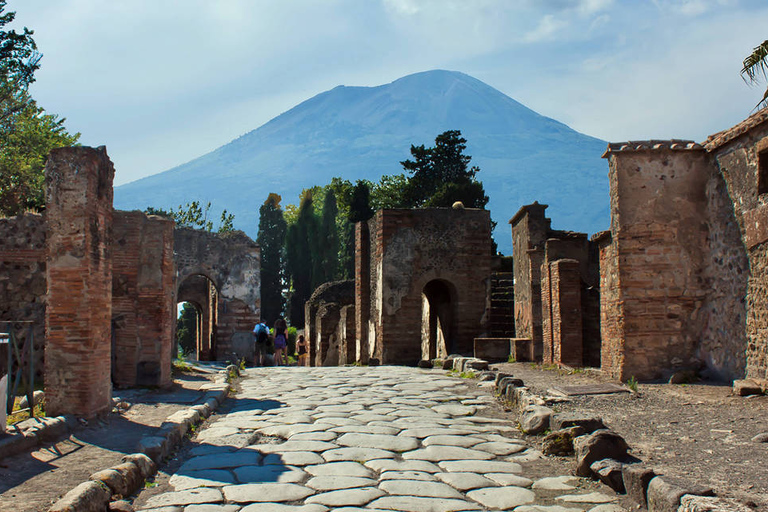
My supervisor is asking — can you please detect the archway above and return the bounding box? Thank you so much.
[421,279,457,361]
[177,274,219,361]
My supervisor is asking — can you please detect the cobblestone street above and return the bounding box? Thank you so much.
[134,367,619,512]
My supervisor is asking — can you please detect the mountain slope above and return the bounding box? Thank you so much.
[114,70,609,254]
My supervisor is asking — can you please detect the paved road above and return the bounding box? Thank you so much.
[135,367,620,512]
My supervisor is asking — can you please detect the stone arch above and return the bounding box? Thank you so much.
[177,273,219,360]
[173,227,261,360]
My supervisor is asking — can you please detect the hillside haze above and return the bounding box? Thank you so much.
[114,70,609,254]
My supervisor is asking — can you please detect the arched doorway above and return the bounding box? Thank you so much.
[177,274,219,361]
[421,279,457,361]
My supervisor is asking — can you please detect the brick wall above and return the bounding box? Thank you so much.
[339,304,355,365]
[363,208,492,365]
[0,213,46,380]
[354,221,371,364]
[45,147,114,418]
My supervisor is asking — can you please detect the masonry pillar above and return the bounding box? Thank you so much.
[355,221,371,364]
[45,146,114,418]
[550,259,583,367]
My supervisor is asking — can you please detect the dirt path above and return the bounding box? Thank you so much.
[0,371,217,512]
[494,362,768,510]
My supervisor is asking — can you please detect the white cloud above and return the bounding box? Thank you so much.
[523,14,569,43]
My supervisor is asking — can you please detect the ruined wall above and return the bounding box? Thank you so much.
[0,213,46,380]
[45,147,114,418]
[305,280,354,366]
[338,304,355,365]
[112,211,175,387]
[706,112,768,383]
[355,221,372,364]
[600,142,745,381]
[174,228,260,360]
[364,208,492,365]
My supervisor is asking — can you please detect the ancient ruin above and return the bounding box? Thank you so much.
[0,146,261,417]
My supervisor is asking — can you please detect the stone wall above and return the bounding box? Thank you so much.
[45,147,114,418]
[112,211,175,387]
[542,258,583,367]
[600,141,747,381]
[174,228,261,360]
[304,280,354,366]
[0,213,46,380]
[360,208,492,365]
[706,111,768,384]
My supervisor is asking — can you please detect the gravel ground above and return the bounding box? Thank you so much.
[493,362,768,511]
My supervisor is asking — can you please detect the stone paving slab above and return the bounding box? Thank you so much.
[132,367,618,512]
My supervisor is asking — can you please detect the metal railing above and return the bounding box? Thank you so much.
[2,321,36,417]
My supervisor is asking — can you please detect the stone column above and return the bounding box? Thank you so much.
[45,146,114,418]
[550,259,583,367]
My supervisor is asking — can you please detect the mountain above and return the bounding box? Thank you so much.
[114,70,609,254]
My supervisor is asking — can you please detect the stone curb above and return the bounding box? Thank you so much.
[490,370,749,512]
[46,365,239,512]
[0,414,78,461]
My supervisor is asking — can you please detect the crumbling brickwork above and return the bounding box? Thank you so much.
[112,211,175,387]
[542,259,582,367]
[600,141,748,381]
[0,213,46,380]
[45,147,114,418]
[706,111,768,384]
[304,280,354,366]
[357,208,492,365]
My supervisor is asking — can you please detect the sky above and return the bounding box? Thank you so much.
[9,0,768,186]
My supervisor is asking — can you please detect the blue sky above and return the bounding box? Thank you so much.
[10,0,768,185]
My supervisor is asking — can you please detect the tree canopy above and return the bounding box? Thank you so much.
[146,201,235,233]
[257,193,287,325]
[0,1,79,217]
[742,40,768,110]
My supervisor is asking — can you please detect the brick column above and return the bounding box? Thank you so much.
[550,259,583,367]
[354,221,370,364]
[45,147,114,418]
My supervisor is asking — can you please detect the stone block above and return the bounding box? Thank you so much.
[138,436,168,463]
[590,459,626,493]
[520,405,552,435]
[90,468,129,497]
[574,429,629,477]
[498,377,524,390]
[495,372,514,385]
[48,480,111,512]
[551,413,606,434]
[111,462,144,496]
[465,358,489,371]
[122,453,157,480]
[418,359,432,369]
[647,476,714,512]
[732,379,763,396]
[474,338,511,362]
[622,464,656,509]
[678,495,753,512]
[542,426,585,456]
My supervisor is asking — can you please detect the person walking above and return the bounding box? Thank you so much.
[273,318,288,366]
[253,321,269,366]
[296,335,309,367]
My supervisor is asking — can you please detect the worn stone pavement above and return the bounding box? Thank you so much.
[134,367,622,512]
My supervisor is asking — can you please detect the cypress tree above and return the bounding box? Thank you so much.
[257,193,287,325]
[320,190,339,284]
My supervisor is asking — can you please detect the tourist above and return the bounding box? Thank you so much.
[296,335,309,367]
[273,318,288,366]
[253,322,269,366]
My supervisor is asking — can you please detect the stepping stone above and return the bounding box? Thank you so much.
[379,471,436,482]
[379,480,464,499]
[367,496,482,512]
[366,459,442,474]
[233,465,306,484]
[438,460,523,474]
[256,440,340,453]
[289,431,338,442]
[305,487,385,507]
[322,447,395,462]
[196,427,240,441]
[144,488,224,508]
[485,473,534,487]
[466,486,536,509]
[556,492,618,504]
[305,462,373,478]
[337,433,419,452]
[181,452,261,471]
[223,483,314,503]
[472,441,527,455]
[436,472,499,492]
[533,476,580,491]
[262,452,325,466]
[306,476,378,491]
[403,446,494,461]
[432,405,477,416]
[240,504,329,512]
[169,470,236,490]
[398,428,478,438]
[422,435,484,448]
[331,425,401,435]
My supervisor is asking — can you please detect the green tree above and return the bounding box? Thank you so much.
[257,193,287,325]
[0,1,79,217]
[176,302,197,356]
[285,193,320,326]
[319,189,339,284]
[400,130,488,209]
[146,201,235,233]
[742,40,768,110]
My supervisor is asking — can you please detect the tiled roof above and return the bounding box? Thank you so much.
[703,108,768,151]
[601,139,703,158]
